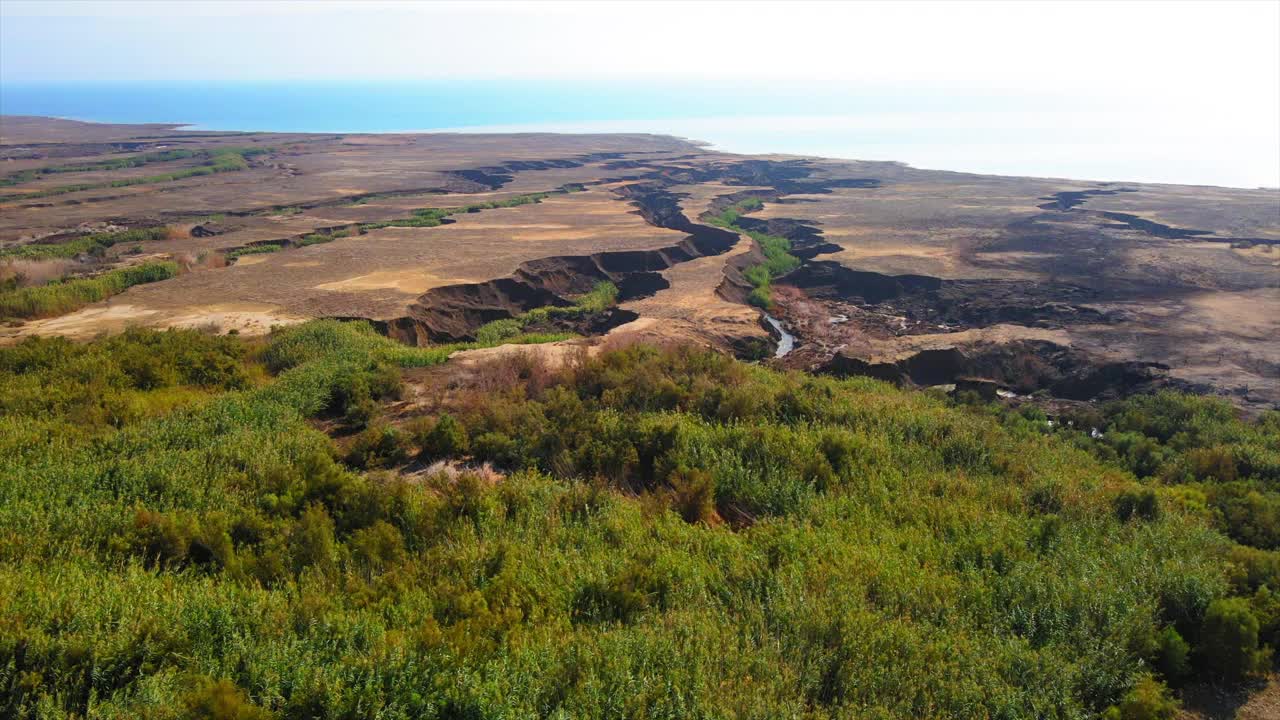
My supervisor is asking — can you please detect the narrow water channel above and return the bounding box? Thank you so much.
[764,314,795,358]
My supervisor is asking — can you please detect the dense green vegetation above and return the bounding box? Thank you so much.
[0,226,172,261]
[0,148,272,203]
[1047,393,1280,675]
[0,262,178,320]
[225,244,284,261]
[707,198,799,308]
[0,149,203,188]
[297,229,352,247]
[1,319,1276,717]
[474,281,619,343]
[224,229,354,261]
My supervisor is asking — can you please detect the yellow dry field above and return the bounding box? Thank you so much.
[2,117,1277,408]
[615,233,769,348]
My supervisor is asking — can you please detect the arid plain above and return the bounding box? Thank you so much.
[2,115,1277,409]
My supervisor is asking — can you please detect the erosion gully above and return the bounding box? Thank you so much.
[164,151,1234,405]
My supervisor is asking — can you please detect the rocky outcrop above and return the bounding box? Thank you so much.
[822,339,1183,402]
[786,261,1108,328]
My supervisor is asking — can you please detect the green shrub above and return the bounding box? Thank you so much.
[573,561,669,624]
[472,281,617,341]
[748,284,772,309]
[3,327,1275,717]
[322,361,401,427]
[419,413,469,459]
[1153,626,1191,682]
[349,520,406,573]
[712,202,799,309]
[1251,585,1280,648]
[345,423,410,469]
[1198,597,1270,682]
[473,431,522,467]
[297,229,351,246]
[182,677,274,720]
[574,280,620,313]
[475,318,523,344]
[0,149,203,187]
[0,226,171,260]
[1115,487,1161,522]
[0,261,178,319]
[1101,674,1179,720]
[0,147,271,202]
[359,190,564,231]
[668,468,717,524]
[225,243,282,260]
[289,505,337,574]
[1208,482,1280,549]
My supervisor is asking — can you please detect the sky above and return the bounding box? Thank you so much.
[2,1,1276,94]
[1,1,1278,187]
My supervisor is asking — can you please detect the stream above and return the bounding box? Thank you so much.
[764,314,795,358]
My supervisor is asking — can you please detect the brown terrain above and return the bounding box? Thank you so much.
[2,115,1277,409]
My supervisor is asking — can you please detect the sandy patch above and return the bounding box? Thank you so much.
[315,270,456,294]
[1180,289,1280,341]
[452,223,575,231]
[1231,244,1280,265]
[448,339,595,371]
[1,304,161,341]
[0,301,307,343]
[614,237,769,348]
[157,303,307,336]
[875,324,1070,362]
[826,245,964,277]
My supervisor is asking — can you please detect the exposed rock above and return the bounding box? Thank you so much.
[190,223,223,237]
[823,339,1183,402]
[954,377,1000,402]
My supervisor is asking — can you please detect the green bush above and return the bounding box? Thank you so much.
[1115,487,1161,522]
[349,520,406,573]
[359,190,564,231]
[418,413,469,459]
[182,677,275,720]
[3,326,1277,717]
[1077,393,1280,551]
[473,431,522,467]
[345,423,410,469]
[1199,597,1270,682]
[573,561,669,624]
[225,243,282,260]
[710,200,798,309]
[0,261,178,320]
[1153,626,1191,682]
[0,149,202,188]
[1208,482,1280,549]
[475,318,523,344]
[473,281,618,340]
[668,468,717,524]
[0,147,271,202]
[0,226,171,260]
[748,284,772,309]
[322,361,402,427]
[1101,674,1179,720]
[297,229,351,247]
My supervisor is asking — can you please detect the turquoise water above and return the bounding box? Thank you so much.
[7,81,943,134]
[2,82,1275,188]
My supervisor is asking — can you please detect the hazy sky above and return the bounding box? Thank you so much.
[2,1,1275,92]
[2,1,1277,186]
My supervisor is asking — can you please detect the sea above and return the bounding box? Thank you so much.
[2,81,1277,189]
